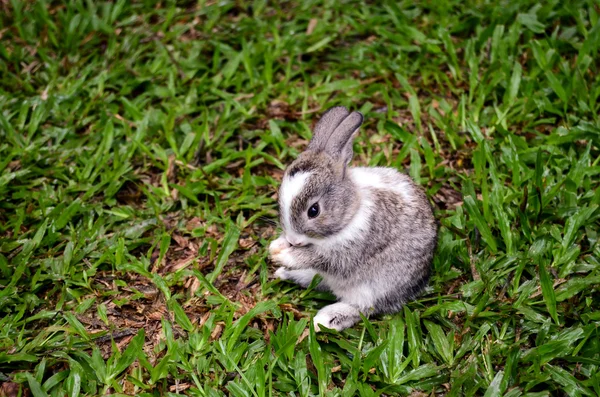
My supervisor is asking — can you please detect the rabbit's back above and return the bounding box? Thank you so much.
[322,166,437,313]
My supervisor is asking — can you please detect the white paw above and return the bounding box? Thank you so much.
[313,311,335,332]
[269,236,290,256]
[313,303,361,332]
[274,266,290,280]
[271,247,296,268]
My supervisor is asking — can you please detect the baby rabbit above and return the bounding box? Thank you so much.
[269,106,437,331]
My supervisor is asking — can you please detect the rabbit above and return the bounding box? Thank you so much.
[269,106,438,331]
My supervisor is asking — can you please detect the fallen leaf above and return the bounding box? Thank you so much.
[408,392,428,397]
[297,328,310,344]
[210,323,224,340]
[186,217,203,231]
[188,276,201,296]
[0,382,22,397]
[239,236,255,249]
[169,383,192,392]
[122,379,136,395]
[306,18,318,35]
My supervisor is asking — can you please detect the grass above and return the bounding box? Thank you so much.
[1,0,599,396]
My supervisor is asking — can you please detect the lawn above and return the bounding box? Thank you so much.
[1,0,600,396]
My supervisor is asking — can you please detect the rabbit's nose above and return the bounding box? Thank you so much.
[286,235,306,247]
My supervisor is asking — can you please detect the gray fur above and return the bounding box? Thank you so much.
[307,106,363,167]
[325,111,363,165]
[307,106,350,152]
[270,106,438,331]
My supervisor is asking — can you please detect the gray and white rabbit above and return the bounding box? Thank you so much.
[269,106,437,331]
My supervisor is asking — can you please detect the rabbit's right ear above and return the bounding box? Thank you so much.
[307,106,351,152]
[323,111,363,166]
[307,106,364,170]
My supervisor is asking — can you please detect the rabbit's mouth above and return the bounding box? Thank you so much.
[285,234,310,247]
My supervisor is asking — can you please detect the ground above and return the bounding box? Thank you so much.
[1,1,600,396]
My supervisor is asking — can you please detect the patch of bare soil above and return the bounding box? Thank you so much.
[83,214,282,366]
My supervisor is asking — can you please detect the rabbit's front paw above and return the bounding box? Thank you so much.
[271,247,298,269]
[268,236,290,256]
[274,266,291,280]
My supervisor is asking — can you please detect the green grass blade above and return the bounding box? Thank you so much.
[26,372,49,397]
[539,261,560,325]
[463,195,498,253]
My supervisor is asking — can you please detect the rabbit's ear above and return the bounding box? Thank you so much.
[307,106,350,152]
[307,107,363,166]
[324,110,363,166]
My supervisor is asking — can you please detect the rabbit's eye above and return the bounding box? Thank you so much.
[307,203,320,218]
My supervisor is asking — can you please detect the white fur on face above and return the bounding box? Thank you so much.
[280,172,311,243]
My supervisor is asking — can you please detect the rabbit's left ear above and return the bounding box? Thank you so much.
[323,110,363,166]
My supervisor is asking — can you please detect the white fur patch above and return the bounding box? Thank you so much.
[274,266,291,280]
[350,167,412,199]
[268,236,290,255]
[333,282,377,310]
[275,267,319,285]
[272,247,298,269]
[280,172,311,243]
[313,302,362,332]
